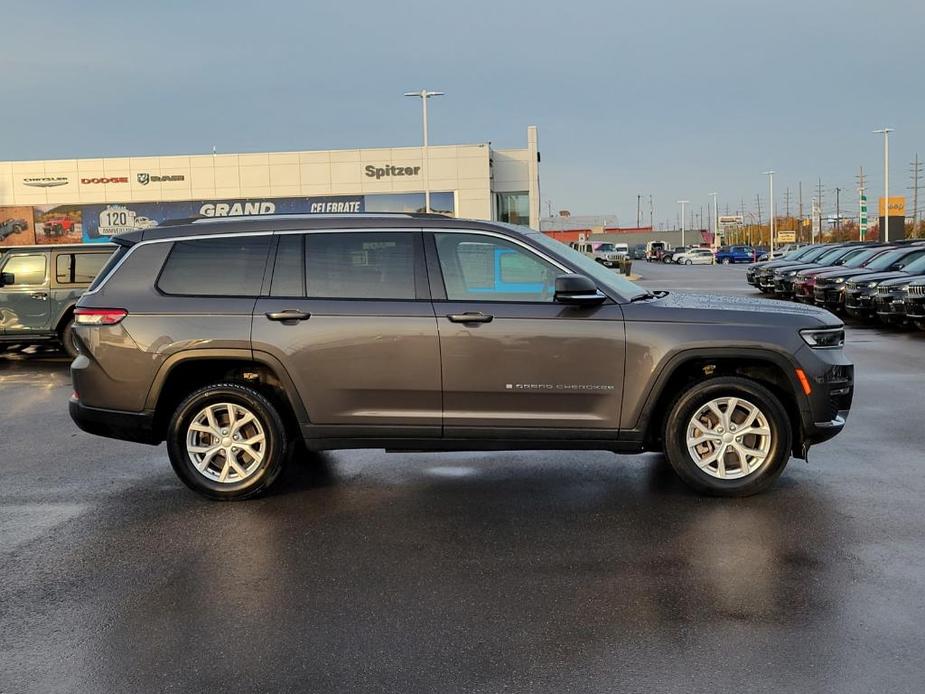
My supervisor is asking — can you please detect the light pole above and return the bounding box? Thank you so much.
[710,192,718,249]
[677,200,689,247]
[874,128,894,242]
[404,89,444,213]
[763,171,775,253]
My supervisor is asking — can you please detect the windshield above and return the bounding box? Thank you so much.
[865,249,908,272]
[597,243,615,251]
[813,246,851,264]
[901,254,925,274]
[842,248,884,268]
[525,230,644,300]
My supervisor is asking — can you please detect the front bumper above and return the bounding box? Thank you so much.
[845,287,877,315]
[774,276,796,297]
[906,296,925,320]
[69,396,159,445]
[799,354,854,449]
[874,293,907,322]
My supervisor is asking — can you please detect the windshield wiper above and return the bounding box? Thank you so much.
[628,290,668,303]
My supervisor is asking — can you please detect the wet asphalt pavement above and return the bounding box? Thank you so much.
[2,262,924,693]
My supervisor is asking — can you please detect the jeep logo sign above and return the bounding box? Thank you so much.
[365,165,421,180]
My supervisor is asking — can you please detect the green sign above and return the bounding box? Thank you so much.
[860,193,868,239]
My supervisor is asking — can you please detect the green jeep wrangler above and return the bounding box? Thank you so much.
[0,243,114,357]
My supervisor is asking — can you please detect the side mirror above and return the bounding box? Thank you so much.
[554,274,605,306]
[0,272,13,287]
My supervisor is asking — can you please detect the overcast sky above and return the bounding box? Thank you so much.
[2,0,923,225]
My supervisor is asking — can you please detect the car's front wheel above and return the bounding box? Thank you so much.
[167,383,289,500]
[664,377,792,496]
[722,258,731,264]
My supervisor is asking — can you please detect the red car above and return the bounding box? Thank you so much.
[42,216,76,237]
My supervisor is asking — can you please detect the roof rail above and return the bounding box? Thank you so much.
[153,211,454,226]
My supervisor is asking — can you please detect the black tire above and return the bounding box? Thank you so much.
[684,259,692,265]
[60,318,79,359]
[722,258,731,265]
[664,376,792,497]
[167,383,289,500]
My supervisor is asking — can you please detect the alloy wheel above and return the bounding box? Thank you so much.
[186,402,266,483]
[685,396,771,479]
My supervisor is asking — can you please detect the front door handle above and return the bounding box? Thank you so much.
[447,311,494,324]
[265,309,311,323]
[30,292,48,301]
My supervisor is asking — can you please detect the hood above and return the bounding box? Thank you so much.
[812,266,878,281]
[846,271,908,286]
[879,273,925,288]
[627,291,838,328]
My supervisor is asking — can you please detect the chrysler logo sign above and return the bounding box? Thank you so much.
[137,172,186,185]
[23,176,69,188]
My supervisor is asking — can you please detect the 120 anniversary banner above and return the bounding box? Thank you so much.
[0,192,454,247]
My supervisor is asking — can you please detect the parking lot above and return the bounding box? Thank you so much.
[2,261,924,693]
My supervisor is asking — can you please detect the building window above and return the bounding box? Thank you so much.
[496,192,529,226]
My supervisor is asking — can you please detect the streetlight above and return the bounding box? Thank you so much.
[403,89,444,213]
[677,200,689,246]
[763,171,775,254]
[874,128,894,242]
[709,192,718,249]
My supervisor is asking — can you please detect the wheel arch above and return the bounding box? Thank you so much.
[634,347,807,457]
[145,349,309,440]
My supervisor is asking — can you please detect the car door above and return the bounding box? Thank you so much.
[251,229,442,437]
[427,230,626,434]
[0,252,51,334]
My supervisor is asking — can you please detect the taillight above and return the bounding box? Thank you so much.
[74,307,128,326]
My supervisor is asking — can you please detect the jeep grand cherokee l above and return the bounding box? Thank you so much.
[69,214,853,500]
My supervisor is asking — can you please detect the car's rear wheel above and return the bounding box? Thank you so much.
[684,259,692,265]
[722,258,731,264]
[60,318,79,359]
[664,377,792,496]
[167,383,289,500]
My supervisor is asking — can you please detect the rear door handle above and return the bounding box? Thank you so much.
[31,292,48,301]
[265,310,311,323]
[447,312,494,324]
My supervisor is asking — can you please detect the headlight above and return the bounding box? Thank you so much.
[868,282,879,288]
[830,277,845,284]
[786,270,798,276]
[800,328,845,349]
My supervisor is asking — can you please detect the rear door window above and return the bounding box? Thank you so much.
[56,252,111,285]
[305,232,417,300]
[157,236,271,296]
[271,234,305,297]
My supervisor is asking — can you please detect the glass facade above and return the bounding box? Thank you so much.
[496,192,529,226]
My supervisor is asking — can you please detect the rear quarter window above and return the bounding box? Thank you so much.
[157,236,271,297]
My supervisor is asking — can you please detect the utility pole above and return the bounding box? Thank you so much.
[857,166,868,241]
[784,186,792,219]
[636,194,641,228]
[677,200,689,246]
[798,181,804,242]
[648,194,654,230]
[816,178,825,233]
[910,153,922,234]
[835,187,841,234]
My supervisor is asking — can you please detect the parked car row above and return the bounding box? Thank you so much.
[746,241,925,329]
[653,245,762,265]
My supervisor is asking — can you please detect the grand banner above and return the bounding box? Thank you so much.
[0,192,455,247]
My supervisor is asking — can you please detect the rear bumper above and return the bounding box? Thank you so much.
[69,396,160,445]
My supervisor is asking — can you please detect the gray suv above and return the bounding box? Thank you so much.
[69,214,853,499]
[1,243,113,357]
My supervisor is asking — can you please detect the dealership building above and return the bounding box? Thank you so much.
[0,126,540,246]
